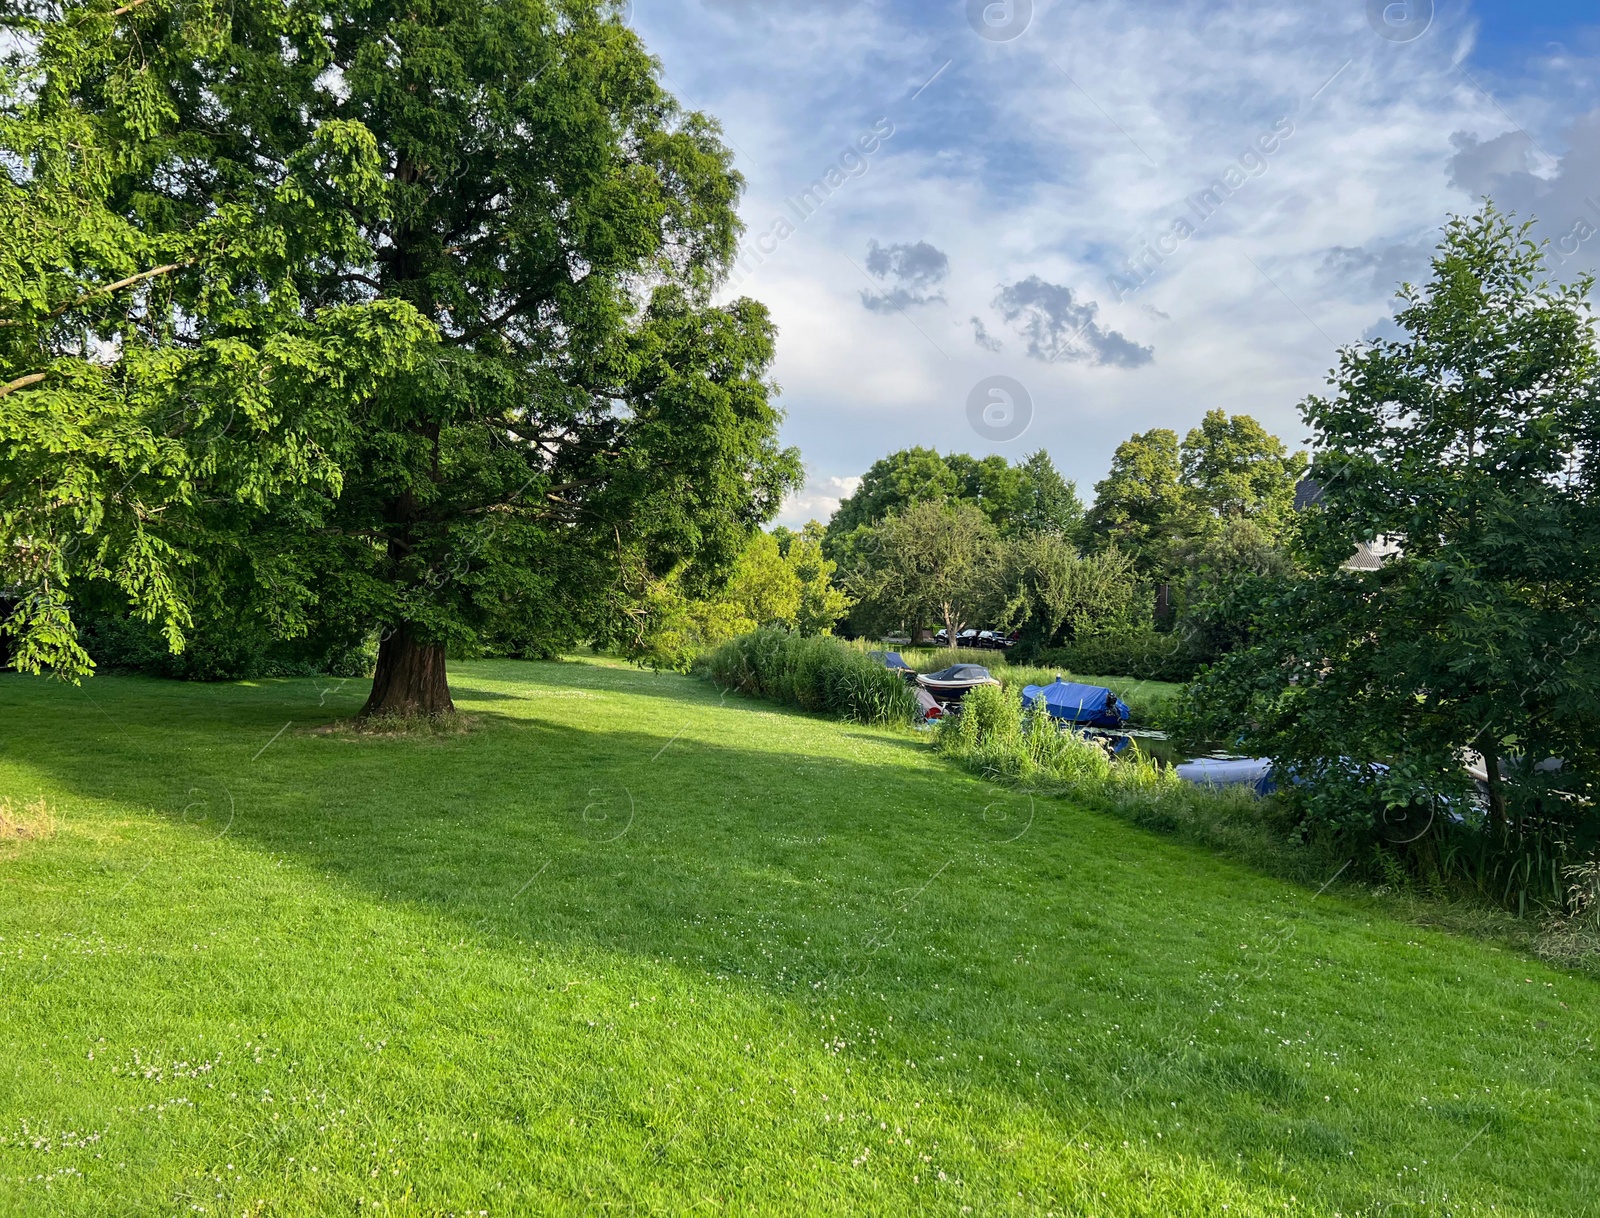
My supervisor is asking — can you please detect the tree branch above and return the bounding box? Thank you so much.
[111,0,154,15]
[0,373,46,400]
[0,261,187,330]
[64,263,183,312]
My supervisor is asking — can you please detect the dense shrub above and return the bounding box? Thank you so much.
[80,604,376,681]
[937,683,1175,793]
[697,629,919,725]
[1037,627,1197,683]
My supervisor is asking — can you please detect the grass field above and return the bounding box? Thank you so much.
[1,658,1596,1215]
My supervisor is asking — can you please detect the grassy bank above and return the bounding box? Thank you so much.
[2,659,1597,1215]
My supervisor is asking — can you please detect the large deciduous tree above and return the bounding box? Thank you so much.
[1181,207,1600,862]
[824,447,1081,583]
[844,499,1005,648]
[1084,428,1187,574]
[1087,414,1303,578]
[1,0,431,678]
[7,0,800,714]
[1002,533,1144,649]
[1178,408,1303,537]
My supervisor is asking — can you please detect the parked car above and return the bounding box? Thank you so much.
[934,630,1004,649]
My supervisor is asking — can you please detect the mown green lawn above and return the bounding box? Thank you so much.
[1,658,1595,1215]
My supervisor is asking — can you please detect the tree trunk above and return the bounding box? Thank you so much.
[361,624,455,718]
[1481,739,1508,838]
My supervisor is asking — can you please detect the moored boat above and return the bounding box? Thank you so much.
[868,650,918,681]
[916,664,1001,707]
[1021,677,1131,729]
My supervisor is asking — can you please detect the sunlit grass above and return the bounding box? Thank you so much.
[0,658,1595,1215]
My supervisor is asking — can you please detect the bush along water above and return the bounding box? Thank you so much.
[697,629,919,726]
[1032,627,1198,684]
[937,683,1173,793]
[936,684,1369,890]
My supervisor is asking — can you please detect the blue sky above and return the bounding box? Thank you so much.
[627,1,1600,524]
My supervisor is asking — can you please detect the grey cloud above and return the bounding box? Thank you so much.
[1448,112,1600,275]
[1361,314,1407,344]
[992,276,1153,368]
[860,240,949,313]
[1448,130,1543,194]
[970,316,1003,352]
[1322,239,1436,294]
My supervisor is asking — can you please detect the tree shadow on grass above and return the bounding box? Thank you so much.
[3,665,1597,1213]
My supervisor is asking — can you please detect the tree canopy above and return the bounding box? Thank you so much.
[1083,428,1186,573]
[843,498,1005,646]
[1001,533,1145,649]
[2,0,800,714]
[1179,409,1303,536]
[1180,207,1600,885]
[825,446,1082,570]
[1,0,432,678]
[1086,414,1302,577]
[634,522,850,670]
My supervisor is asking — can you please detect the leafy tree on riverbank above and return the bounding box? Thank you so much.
[844,499,1006,647]
[825,447,1082,567]
[632,524,851,670]
[1181,206,1600,904]
[1086,414,1302,579]
[1084,428,1187,575]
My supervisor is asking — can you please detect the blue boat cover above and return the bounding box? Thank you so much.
[1021,678,1131,728]
[869,650,914,672]
[1176,756,1277,797]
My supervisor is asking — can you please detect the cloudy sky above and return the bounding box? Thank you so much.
[627,0,1600,525]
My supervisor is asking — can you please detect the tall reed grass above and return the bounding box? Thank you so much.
[935,683,1175,793]
[934,684,1357,889]
[698,629,920,725]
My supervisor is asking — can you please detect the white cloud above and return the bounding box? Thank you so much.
[635,1,1597,514]
[779,475,863,529]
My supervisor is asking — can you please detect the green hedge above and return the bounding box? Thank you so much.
[1037,628,1197,684]
[80,605,376,681]
[696,629,919,725]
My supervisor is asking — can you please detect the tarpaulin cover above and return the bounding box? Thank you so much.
[1175,756,1277,797]
[869,650,914,672]
[1021,678,1131,728]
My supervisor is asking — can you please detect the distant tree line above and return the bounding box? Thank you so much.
[801,417,1303,676]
